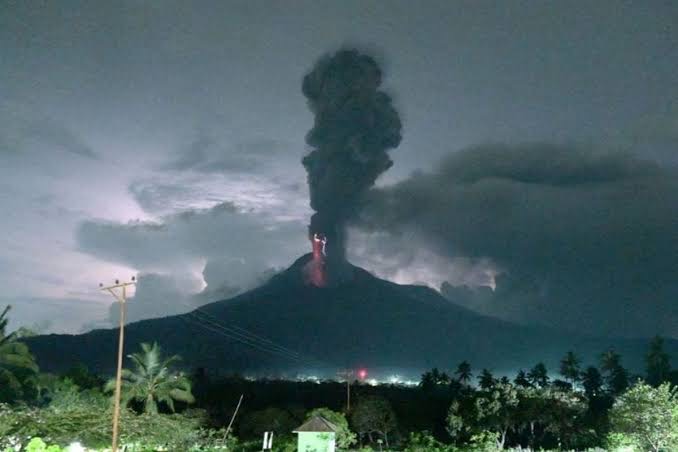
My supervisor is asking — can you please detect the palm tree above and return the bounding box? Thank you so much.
[581,366,603,399]
[645,336,671,386]
[0,305,39,399]
[527,362,550,388]
[514,369,531,388]
[106,342,194,414]
[600,349,629,395]
[559,351,581,385]
[478,369,496,389]
[455,361,472,384]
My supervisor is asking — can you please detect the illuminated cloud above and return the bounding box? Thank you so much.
[77,202,307,324]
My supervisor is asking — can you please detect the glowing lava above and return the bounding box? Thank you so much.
[304,233,327,287]
[312,233,326,259]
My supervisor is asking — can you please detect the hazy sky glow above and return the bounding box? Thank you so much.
[1,1,676,336]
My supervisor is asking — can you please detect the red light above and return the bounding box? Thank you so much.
[358,369,367,380]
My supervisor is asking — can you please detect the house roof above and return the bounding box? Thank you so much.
[293,416,339,433]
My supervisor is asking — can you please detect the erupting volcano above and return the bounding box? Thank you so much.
[304,233,327,287]
[301,49,402,287]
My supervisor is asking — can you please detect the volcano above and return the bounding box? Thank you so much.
[26,255,669,378]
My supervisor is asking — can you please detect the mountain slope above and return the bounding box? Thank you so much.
[26,254,666,378]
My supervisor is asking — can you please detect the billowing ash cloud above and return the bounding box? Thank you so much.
[302,49,402,273]
[357,143,678,337]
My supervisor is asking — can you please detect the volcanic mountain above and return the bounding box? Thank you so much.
[26,254,667,378]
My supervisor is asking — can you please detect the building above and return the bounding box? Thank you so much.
[293,415,338,452]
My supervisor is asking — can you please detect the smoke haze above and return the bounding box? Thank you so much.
[357,143,678,337]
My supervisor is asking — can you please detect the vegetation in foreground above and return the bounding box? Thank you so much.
[2,304,678,451]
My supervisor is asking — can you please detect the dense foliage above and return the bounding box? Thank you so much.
[609,382,678,451]
[0,305,39,403]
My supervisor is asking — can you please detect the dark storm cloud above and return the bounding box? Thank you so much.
[76,201,304,269]
[358,143,678,337]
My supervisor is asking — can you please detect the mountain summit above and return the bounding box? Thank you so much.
[26,254,663,378]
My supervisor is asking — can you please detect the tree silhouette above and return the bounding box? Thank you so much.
[351,396,398,447]
[105,342,194,414]
[478,369,496,389]
[581,366,603,399]
[419,370,436,391]
[559,351,581,385]
[527,362,550,388]
[600,349,629,395]
[455,361,472,385]
[240,407,296,438]
[419,367,450,390]
[646,336,671,387]
[514,369,531,388]
[0,305,39,402]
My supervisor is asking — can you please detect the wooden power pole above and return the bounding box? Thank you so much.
[100,277,136,452]
[338,369,354,412]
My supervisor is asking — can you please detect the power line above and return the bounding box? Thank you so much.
[176,300,331,368]
[179,311,326,368]
[180,302,308,361]
[191,306,306,360]
[182,311,306,363]
[181,313,319,367]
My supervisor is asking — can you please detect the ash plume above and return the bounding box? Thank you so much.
[356,143,678,337]
[301,49,402,283]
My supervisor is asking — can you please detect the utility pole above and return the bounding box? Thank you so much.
[100,277,136,452]
[338,369,354,412]
[223,394,244,442]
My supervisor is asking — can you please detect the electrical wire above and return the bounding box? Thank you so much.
[177,305,329,368]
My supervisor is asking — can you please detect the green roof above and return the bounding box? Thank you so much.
[293,416,339,433]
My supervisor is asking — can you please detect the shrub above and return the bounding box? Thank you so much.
[0,402,233,450]
[403,431,457,452]
[467,431,500,451]
[25,438,63,452]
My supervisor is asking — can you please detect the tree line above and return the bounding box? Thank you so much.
[3,304,678,451]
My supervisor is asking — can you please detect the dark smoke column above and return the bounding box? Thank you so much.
[302,49,402,286]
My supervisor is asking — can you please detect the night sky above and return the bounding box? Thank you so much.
[1,1,677,338]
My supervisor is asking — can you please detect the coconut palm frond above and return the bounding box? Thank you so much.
[111,342,194,414]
